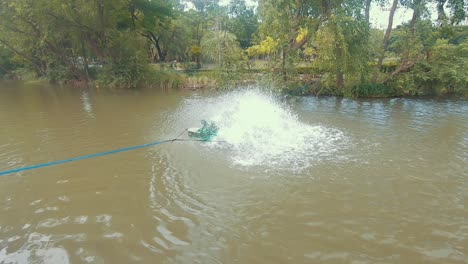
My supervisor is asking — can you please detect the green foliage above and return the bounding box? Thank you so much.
[96,53,150,89]
[163,17,194,62]
[148,69,186,90]
[256,0,321,80]
[435,0,466,25]
[201,31,245,70]
[225,0,258,49]
[246,37,278,58]
[97,61,185,90]
[0,45,18,79]
[369,29,384,59]
[390,39,468,96]
[0,0,189,88]
[346,83,396,98]
[381,61,398,73]
[0,0,466,96]
[387,73,419,96]
[295,65,320,74]
[445,25,468,45]
[46,63,73,83]
[314,12,372,90]
[12,68,38,81]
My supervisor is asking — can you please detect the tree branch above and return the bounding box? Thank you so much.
[382,62,415,84]
[0,38,46,76]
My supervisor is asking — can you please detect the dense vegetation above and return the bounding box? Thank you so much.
[0,0,466,97]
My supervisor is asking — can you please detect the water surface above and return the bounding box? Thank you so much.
[0,82,466,263]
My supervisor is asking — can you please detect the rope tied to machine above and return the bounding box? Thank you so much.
[0,123,224,176]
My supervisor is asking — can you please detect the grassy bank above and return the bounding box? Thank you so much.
[3,59,467,99]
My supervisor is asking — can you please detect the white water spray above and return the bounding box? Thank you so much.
[177,89,349,172]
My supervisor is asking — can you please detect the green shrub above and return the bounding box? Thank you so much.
[381,61,398,73]
[147,68,186,90]
[96,53,148,89]
[295,65,320,74]
[12,68,38,81]
[387,40,468,97]
[346,83,396,98]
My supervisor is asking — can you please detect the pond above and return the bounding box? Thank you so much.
[0,82,466,263]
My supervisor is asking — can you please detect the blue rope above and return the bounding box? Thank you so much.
[0,139,176,176]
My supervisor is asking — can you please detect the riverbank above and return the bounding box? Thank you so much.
[3,62,467,99]
[178,67,468,99]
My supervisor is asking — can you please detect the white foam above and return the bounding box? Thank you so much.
[0,233,70,264]
[179,89,350,172]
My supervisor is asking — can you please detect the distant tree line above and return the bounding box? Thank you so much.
[0,0,466,96]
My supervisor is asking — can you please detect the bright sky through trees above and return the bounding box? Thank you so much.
[217,0,464,29]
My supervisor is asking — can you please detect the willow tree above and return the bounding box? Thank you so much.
[0,0,91,80]
[310,0,373,90]
[201,31,243,68]
[0,0,173,83]
[257,0,319,80]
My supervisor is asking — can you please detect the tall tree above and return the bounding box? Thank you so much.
[257,0,319,80]
[226,0,258,49]
[129,0,174,62]
[314,0,372,89]
[372,0,399,83]
[365,0,373,24]
[382,0,425,83]
[185,0,220,68]
[435,0,466,25]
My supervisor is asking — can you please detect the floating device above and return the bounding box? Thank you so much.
[188,120,219,141]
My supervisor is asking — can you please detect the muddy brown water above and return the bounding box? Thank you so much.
[0,82,466,263]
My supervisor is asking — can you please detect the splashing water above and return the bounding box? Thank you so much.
[177,89,350,172]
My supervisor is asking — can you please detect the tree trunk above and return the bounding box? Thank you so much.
[436,0,447,22]
[97,0,106,46]
[382,2,421,84]
[196,54,201,69]
[365,0,372,24]
[335,44,345,89]
[336,71,344,89]
[45,40,86,80]
[402,2,420,65]
[282,48,287,81]
[217,19,222,67]
[382,62,415,83]
[409,3,420,42]
[87,36,107,63]
[372,0,398,83]
[154,36,166,62]
[80,37,90,81]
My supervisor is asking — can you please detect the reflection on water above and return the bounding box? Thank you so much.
[80,91,94,119]
[0,82,467,263]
